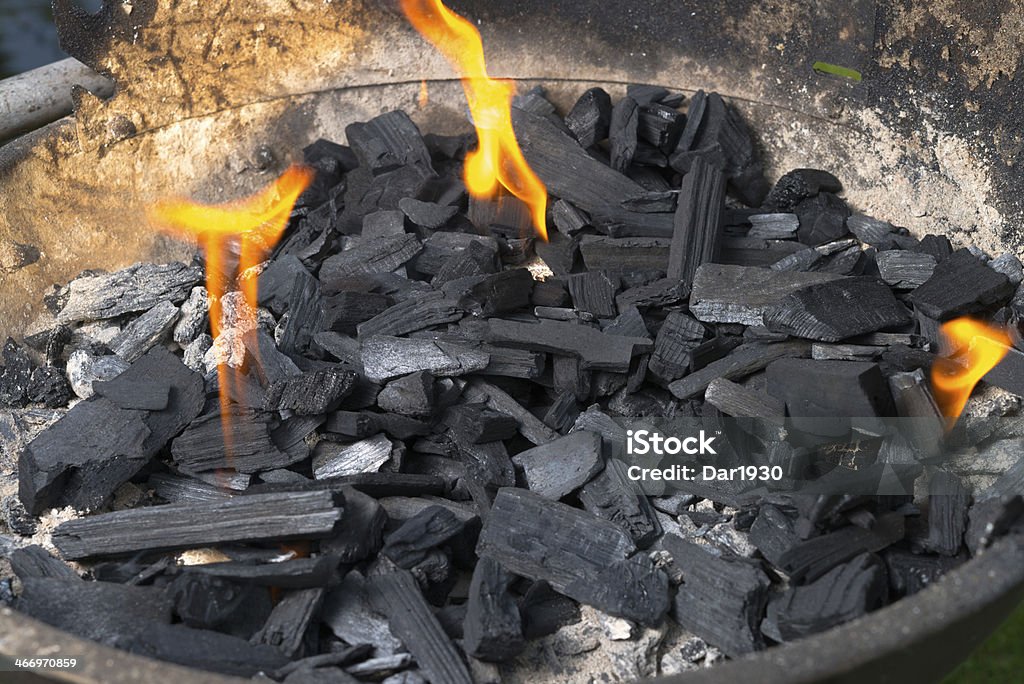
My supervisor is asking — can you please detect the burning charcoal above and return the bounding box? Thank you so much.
[183,335,212,373]
[609,96,639,172]
[172,409,295,474]
[763,277,911,342]
[52,490,341,559]
[9,545,80,581]
[666,157,725,287]
[579,458,662,548]
[648,312,705,385]
[551,199,591,236]
[564,87,612,148]
[264,368,356,415]
[766,553,887,641]
[252,587,325,658]
[19,396,150,514]
[578,236,670,273]
[56,262,202,323]
[638,103,686,152]
[377,371,435,417]
[566,552,669,626]
[668,341,810,400]
[432,241,498,287]
[748,504,800,566]
[320,234,422,286]
[313,434,393,479]
[361,336,489,384]
[258,257,316,321]
[777,513,905,584]
[568,272,619,318]
[615,277,688,311]
[368,569,473,684]
[767,359,895,433]
[463,557,525,662]
[399,197,458,230]
[463,268,534,317]
[763,169,842,212]
[689,264,842,325]
[921,471,970,556]
[477,488,636,597]
[26,366,71,408]
[910,249,1014,319]
[876,250,937,290]
[662,535,770,657]
[487,319,652,372]
[705,378,785,420]
[357,292,463,338]
[346,110,434,176]
[511,431,604,500]
[534,231,579,275]
[321,487,387,563]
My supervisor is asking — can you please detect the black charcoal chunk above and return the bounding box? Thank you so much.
[377,371,435,417]
[705,377,785,421]
[921,471,970,556]
[346,110,434,175]
[168,572,271,636]
[172,409,295,474]
[265,368,356,415]
[551,199,591,236]
[884,549,961,597]
[323,571,404,654]
[668,341,811,400]
[564,87,612,148]
[399,197,457,229]
[323,291,392,334]
[357,292,463,338]
[320,234,422,285]
[363,210,408,239]
[313,434,393,479]
[767,359,895,433]
[763,277,911,342]
[689,264,843,326]
[570,552,669,626]
[128,621,289,677]
[109,300,179,363]
[321,487,387,563]
[464,269,535,317]
[667,157,725,288]
[185,555,339,589]
[777,513,905,584]
[578,236,670,274]
[910,248,1014,320]
[615,278,688,310]
[0,339,34,408]
[252,587,325,658]
[764,169,842,212]
[258,256,316,318]
[487,319,652,372]
[9,545,80,581]
[568,271,619,318]
[57,262,202,323]
[793,193,850,246]
[579,459,662,548]
[639,103,686,152]
[383,505,466,568]
[463,557,525,662]
[432,241,498,287]
[609,96,640,172]
[444,404,518,443]
[361,336,489,384]
[27,366,72,408]
[460,379,560,445]
[278,274,325,355]
[648,311,705,385]
[747,213,799,239]
[512,431,604,500]
[748,504,800,566]
[876,251,937,289]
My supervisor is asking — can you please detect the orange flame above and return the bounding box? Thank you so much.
[146,165,314,453]
[400,0,548,239]
[931,317,1012,426]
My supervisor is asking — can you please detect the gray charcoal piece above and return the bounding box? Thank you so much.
[264,368,356,415]
[361,335,489,384]
[323,572,404,655]
[689,264,843,325]
[320,234,423,283]
[746,213,798,238]
[313,434,393,479]
[922,471,970,556]
[705,377,785,419]
[910,248,1014,319]
[578,458,662,548]
[487,318,652,372]
[668,341,810,400]
[65,349,130,399]
[171,409,297,474]
[551,199,591,235]
[463,556,525,662]
[616,278,688,311]
[377,372,435,417]
[363,209,408,238]
[875,250,937,289]
[565,552,669,626]
[460,378,566,445]
[667,157,726,287]
[173,286,209,346]
[846,214,895,246]
[109,300,179,362]
[357,292,463,339]
[345,109,434,175]
[57,262,202,323]
[648,311,705,385]
[183,334,213,373]
[511,431,604,500]
[568,271,619,318]
[990,253,1024,285]
[399,197,458,229]
[251,587,325,658]
[382,505,466,568]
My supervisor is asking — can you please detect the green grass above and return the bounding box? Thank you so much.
[944,600,1024,682]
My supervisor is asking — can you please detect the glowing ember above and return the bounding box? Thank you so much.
[419,79,430,109]
[146,165,314,450]
[400,0,548,239]
[932,317,1012,425]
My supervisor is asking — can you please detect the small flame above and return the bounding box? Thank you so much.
[146,165,314,453]
[418,79,430,108]
[931,317,1012,426]
[400,0,548,239]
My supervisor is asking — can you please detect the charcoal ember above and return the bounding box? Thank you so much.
[56,262,202,323]
[766,553,888,641]
[511,431,604,500]
[19,396,150,514]
[579,459,662,548]
[357,292,463,338]
[26,366,71,407]
[615,277,688,310]
[663,535,770,657]
[668,341,810,400]
[966,495,1024,555]
[463,268,534,317]
[324,571,404,655]
[609,96,639,172]
[323,291,392,334]
[568,272,619,318]
[776,513,905,584]
[666,157,725,288]
[444,404,518,443]
[551,199,591,236]
[321,487,387,563]
[519,580,582,639]
[875,250,937,289]
[763,168,842,212]
[566,552,669,627]
[52,490,342,560]
[313,434,393,479]
[377,371,436,417]
[432,241,499,287]
[638,103,686,152]
[763,277,911,342]
[910,249,1014,320]
[921,471,970,556]
[346,110,434,176]
[9,544,80,581]
[368,569,473,684]
[578,236,670,274]
[251,587,325,658]
[319,234,422,286]
[127,621,289,677]
[361,336,489,384]
[689,264,842,326]
[534,230,579,275]
[172,409,295,474]
[264,368,356,415]
[565,87,612,148]
[648,312,705,385]
[399,197,457,230]
[463,557,525,662]
[168,573,272,637]
[0,338,33,407]
[487,319,652,373]
[747,504,800,566]
[884,549,961,598]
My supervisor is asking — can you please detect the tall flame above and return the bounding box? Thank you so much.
[400,0,548,239]
[146,165,314,451]
[931,317,1012,426]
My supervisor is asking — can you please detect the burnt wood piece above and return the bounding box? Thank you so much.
[621,190,676,213]
[568,271,619,318]
[966,495,1024,555]
[362,209,408,239]
[884,549,962,598]
[793,192,851,246]
[415,233,499,276]
[512,107,673,237]
[445,404,518,443]
[511,431,604,500]
[184,555,339,589]
[368,569,473,684]
[627,84,672,105]
[578,458,662,548]
[551,199,591,237]
[476,488,636,596]
[9,544,80,581]
[705,377,785,420]
[568,552,669,626]
[361,335,489,384]
[763,277,911,342]
[432,241,499,288]
[764,168,842,212]
[377,371,435,417]
[313,433,393,479]
[278,273,325,354]
[666,157,726,287]
[148,473,234,504]
[648,311,705,385]
[846,215,896,248]
[319,234,422,286]
[172,409,296,474]
[258,255,316,317]
[777,513,906,584]
[128,621,289,677]
[382,505,466,568]
[910,249,1014,320]
[746,213,799,239]
[875,251,937,289]
[245,330,302,386]
[888,370,944,456]
[519,580,582,639]
[252,587,325,658]
[767,359,895,433]
[534,231,579,275]
[663,534,770,657]
[552,354,591,401]
[668,341,811,400]
[399,197,457,230]
[564,87,612,148]
[609,96,640,172]
[345,110,434,176]
[766,553,888,641]
[462,268,534,317]
[689,264,843,325]
[463,557,525,662]
[922,471,970,556]
[603,305,650,339]
[323,572,404,655]
[748,504,801,566]
[487,319,653,372]
[615,277,688,310]
[324,411,430,440]
[320,486,387,563]
[980,344,1024,397]
[19,396,150,515]
[811,343,883,361]
[52,491,342,560]
[265,369,356,415]
[913,234,954,261]
[56,262,202,324]
[109,300,179,363]
[357,292,463,338]
[543,392,580,433]
[579,236,670,273]
[323,291,392,334]
[639,103,686,152]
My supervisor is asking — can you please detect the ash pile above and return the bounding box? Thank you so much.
[2,84,1024,683]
